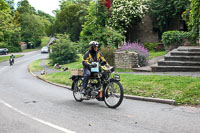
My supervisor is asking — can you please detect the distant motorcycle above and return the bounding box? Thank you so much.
[9,58,14,66]
[70,62,124,109]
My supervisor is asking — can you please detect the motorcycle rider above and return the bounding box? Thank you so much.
[81,41,107,94]
[10,54,15,64]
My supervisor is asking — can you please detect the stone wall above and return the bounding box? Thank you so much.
[128,15,159,43]
[114,52,139,69]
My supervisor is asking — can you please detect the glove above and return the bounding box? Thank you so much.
[90,63,97,68]
[101,61,106,66]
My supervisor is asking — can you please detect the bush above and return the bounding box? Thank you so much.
[49,34,78,65]
[144,42,159,51]
[0,42,8,48]
[100,46,116,66]
[80,27,124,54]
[0,42,21,52]
[117,42,149,67]
[161,31,191,46]
[7,46,21,52]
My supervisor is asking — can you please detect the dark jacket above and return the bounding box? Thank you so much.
[82,50,106,69]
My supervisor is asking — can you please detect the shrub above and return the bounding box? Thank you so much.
[0,42,8,48]
[7,46,21,52]
[100,46,116,66]
[117,42,149,66]
[49,34,78,65]
[161,31,191,46]
[144,42,159,51]
[79,1,124,54]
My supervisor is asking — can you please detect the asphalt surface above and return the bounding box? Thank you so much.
[0,51,200,133]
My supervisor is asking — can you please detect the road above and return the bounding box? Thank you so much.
[0,51,200,133]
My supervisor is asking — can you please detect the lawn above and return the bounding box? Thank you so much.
[29,51,200,105]
[149,50,166,59]
[29,59,43,71]
[40,71,200,105]
[0,55,23,62]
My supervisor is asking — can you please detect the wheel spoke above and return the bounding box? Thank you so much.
[104,81,123,108]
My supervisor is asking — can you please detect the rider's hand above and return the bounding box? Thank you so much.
[90,63,97,68]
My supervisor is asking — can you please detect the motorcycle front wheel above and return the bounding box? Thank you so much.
[104,80,124,109]
[72,79,83,102]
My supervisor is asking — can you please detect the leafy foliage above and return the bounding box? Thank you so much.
[100,46,116,66]
[50,34,78,65]
[80,1,124,54]
[144,42,158,51]
[16,0,36,14]
[187,0,200,42]
[117,42,149,66]
[51,0,90,42]
[0,0,21,51]
[161,31,191,46]
[150,0,189,39]
[20,13,45,47]
[108,0,149,34]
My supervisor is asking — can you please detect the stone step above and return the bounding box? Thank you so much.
[151,64,200,72]
[177,46,200,52]
[164,55,200,62]
[170,50,200,56]
[158,60,200,66]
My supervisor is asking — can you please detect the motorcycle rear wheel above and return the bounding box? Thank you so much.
[73,79,83,102]
[104,80,124,109]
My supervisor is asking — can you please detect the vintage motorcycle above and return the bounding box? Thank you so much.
[9,58,14,66]
[70,62,124,109]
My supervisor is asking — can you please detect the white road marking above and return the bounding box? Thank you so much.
[0,99,76,133]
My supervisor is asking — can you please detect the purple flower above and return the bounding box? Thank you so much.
[117,42,149,66]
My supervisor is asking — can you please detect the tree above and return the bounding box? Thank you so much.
[4,0,15,12]
[150,0,189,39]
[79,1,124,53]
[0,0,13,41]
[52,0,90,41]
[20,13,45,47]
[17,0,36,15]
[108,0,149,38]
[37,10,55,35]
[187,0,200,43]
[50,34,78,64]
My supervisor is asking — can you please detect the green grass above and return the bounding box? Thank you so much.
[29,59,43,71]
[22,48,40,52]
[41,72,200,105]
[0,55,23,62]
[34,51,200,105]
[46,54,83,71]
[41,36,50,47]
[149,51,166,59]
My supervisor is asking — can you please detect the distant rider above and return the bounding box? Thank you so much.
[81,41,107,94]
[10,54,15,64]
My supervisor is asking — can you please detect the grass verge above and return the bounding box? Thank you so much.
[149,51,166,59]
[0,55,23,62]
[41,72,200,105]
[29,59,43,71]
[31,51,200,105]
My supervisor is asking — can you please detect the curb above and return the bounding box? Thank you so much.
[28,66,176,105]
[124,94,175,105]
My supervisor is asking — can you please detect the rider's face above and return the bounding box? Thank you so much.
[93,46,98,51]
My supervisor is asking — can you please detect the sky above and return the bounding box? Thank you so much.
[14,0,60,16]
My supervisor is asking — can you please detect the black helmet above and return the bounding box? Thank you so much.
[89,41,99,47]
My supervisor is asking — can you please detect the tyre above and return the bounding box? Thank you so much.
[72,79,83,102]
[104,80,124,109]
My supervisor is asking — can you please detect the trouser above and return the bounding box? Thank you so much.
[83,68,91,89]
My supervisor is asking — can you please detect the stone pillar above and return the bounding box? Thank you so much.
[114,51,139,69]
